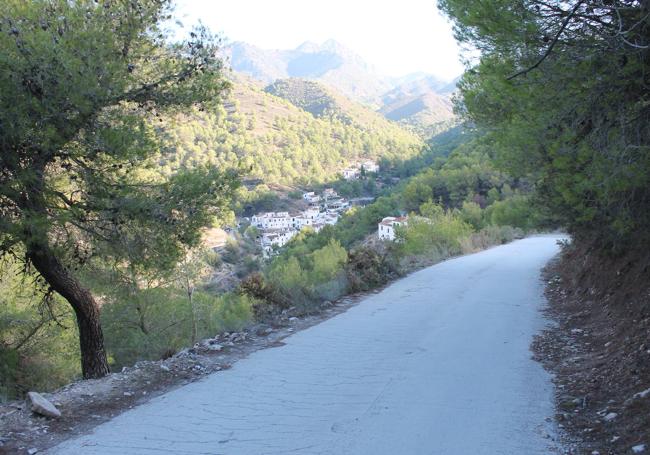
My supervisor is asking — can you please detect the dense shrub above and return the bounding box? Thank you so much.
[486,195,538,230]
[238,272,292,319]
[398,210,473,258]
[346,247,399,292]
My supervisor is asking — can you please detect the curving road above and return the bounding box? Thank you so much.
[49,236,564,455]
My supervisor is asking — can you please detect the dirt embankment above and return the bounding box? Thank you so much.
[534,240,650,454]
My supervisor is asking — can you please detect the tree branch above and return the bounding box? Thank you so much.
[508,0,585,80]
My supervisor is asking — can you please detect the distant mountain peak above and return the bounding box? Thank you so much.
[221,41,457,133]
[295,40,321,53]
[320,39,348,54]
[222,40,389,105]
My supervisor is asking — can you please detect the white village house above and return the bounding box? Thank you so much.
[251,212,293,230]
[361,160,380,173]
[378,216,408,241]
[302,191,321,203]
[261,229,298,256]
[250,188,362,257]
[342,168,359,180]
[303,206,320,220]
[326,199,350,212]
[322,212,340,225]
[291,212,314,229]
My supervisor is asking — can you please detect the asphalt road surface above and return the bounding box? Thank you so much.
[49,236,564,455]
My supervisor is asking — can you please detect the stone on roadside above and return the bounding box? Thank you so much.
[632,444,646,453]
[633,388,650,399]
[27,392,61,418]
[603,412,618,422]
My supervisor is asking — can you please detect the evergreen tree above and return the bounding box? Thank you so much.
[0,0,237,378]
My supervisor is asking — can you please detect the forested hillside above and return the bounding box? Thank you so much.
[158,74,423,185]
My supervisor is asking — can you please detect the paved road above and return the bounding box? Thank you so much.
[50,236,563,455]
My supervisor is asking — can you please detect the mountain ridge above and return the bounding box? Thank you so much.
[222,39,389,106]
[221,40,458,136]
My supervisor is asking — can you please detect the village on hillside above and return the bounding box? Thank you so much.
[250,187,346,256]
[240,160,407,257]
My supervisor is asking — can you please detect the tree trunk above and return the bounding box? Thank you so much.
[27,245,110,379]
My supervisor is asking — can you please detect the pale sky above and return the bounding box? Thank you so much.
[173,0,464,82]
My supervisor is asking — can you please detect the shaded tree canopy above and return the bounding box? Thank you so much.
[439,0,650,250]
[0,0,238,378]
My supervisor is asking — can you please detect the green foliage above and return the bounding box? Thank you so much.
[400,138,512,212]
[0,0,239,378]
[0,260,80,401]
[157,77,424,186]
[222,239,241,264]
[244,225,260,240]
[459,225,524,253]
[486,194,538,230]
[346,247,399,292]
[208,293,255,333]
[398,211,473,258]
[0,0,237,266]
[308,240,348,284]
[459,201,484,230]
[101,287,253,370]
[440,0,650,249]
[270,256,306,290]
[265,239,348,306]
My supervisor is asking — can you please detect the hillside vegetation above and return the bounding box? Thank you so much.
[440,0,650,252]
[159,74,424,185]
[240,134,540,318]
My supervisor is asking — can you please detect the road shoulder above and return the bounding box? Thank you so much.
[533,244,650,454]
